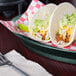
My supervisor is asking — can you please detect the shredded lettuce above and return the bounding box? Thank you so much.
[33,27,39,33]
[59,13,76,29]
[34,19,45,28]
[59,13,76,35]
[33,16,50,33]
[31,15,51,40]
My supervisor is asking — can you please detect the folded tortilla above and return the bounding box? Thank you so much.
[29,4,57,42]
[49,2,76,47]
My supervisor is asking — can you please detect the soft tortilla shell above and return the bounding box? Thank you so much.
[49,2,76,47]
[29,3,57,42]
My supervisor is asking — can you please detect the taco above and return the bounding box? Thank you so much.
[49,2,76,47]
[29,4,57,42]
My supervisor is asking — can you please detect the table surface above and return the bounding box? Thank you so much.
[0,0,76,75]
[0,19,76,76]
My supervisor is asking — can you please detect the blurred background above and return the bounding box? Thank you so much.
[0,0,76,20]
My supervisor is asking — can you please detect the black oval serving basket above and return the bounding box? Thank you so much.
[12,1,76,64]
[14,32,76,64]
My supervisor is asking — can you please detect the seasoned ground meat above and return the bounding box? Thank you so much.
[42,33,46,40]
[65,33,70,42]
[56,34,64,42]
[56,33,70,43]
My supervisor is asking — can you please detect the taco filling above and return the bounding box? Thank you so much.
[31,16,50,41]
[56,13,76,45]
